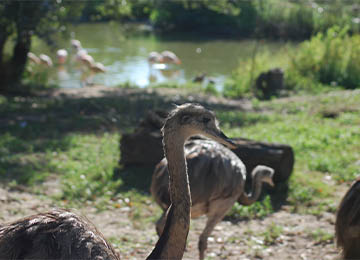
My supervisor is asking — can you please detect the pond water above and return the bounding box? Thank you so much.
[31,23,290,90]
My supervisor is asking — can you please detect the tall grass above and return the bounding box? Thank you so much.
[254,0,360,39]
[222,90,360,217]
[289,26,360,90]
[223,45,291,99]
[147,0,360,38]
[227,26,360,99]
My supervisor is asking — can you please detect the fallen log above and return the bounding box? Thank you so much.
[120,110,294,183]
[232,138,294,183]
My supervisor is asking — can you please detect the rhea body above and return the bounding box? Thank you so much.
[0,209,119,259]
[335,177,360,259]
[151,138,274,259]
[0,103,235,260]
[147,104,236,259]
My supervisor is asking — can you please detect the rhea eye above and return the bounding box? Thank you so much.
[202,117,211,124]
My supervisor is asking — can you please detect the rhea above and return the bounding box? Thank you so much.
[151,138,274,260]
[0,103,235,260]
[335,177,360,259]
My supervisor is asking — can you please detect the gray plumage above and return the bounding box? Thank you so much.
[0,209,119,260]
[151,138,274,260]
[335,177,360,259]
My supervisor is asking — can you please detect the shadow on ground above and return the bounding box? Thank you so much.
[0,87,249,185]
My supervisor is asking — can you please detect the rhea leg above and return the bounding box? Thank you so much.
[155,208,168,236]
[198,215,223,260]
[198,198,236,260]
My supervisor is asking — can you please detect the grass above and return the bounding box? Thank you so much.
[0,88,359,220]
[222,89,360,217]
[227,196,273,220]
[262,222,284,245]
[308,228,334,245]
[226,26,360,100]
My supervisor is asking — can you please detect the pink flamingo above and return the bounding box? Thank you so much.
[39,54,53,67]
[56,49,68,65]
[148,50,181,66]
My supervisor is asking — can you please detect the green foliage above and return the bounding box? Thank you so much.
[151,81,220,96]
[54,133,121,203]
[254,0,315,39]
[227,196,273,220]
[0,132,51,184]
[149,0,256,35]
[0,1,84,92]
[217,111,270,128]
[224,47,290,99]
[81,0,154,22]
[254,0,359,39]
[309,228,334,244]
[262,222,284,245]
[228,26,360,99]
[146,0,360,38]
[223,90,360,214]
[290,26,360,90]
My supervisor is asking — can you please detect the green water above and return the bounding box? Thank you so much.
[30,23,291,89]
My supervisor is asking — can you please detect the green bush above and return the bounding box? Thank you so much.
[254,0,315,39]
[291,26,360,89]
[254,0,359,39]
[227,26,360,99]
[149,1,257,36]
[224,47,290,99]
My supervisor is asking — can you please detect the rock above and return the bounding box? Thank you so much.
[255,68,284,99]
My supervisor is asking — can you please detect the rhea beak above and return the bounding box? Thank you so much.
[215,130,237,149]
[268,179,275,187]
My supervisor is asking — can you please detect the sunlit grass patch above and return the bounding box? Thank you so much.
[221,90,360,215]
[227,196,273,220]
[48,133,121,203]
[262,222,284,246]
[307,228,334,245]
[217,110,272,128]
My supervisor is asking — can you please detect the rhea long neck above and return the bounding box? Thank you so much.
[238,171,265,206]
[147,130,191,260]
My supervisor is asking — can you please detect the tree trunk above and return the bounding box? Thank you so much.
[0,2,37,93]
[0,32,7,64]
[10,30,31,84]
[0,32,31,93]
[0,17,11,91]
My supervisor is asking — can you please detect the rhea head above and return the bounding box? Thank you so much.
[162,103,236,149]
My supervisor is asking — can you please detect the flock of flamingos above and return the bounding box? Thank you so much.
[0,40,359,259]
[27,39,184,87]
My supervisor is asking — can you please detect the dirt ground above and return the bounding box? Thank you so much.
[0,183,341,260]
[0,86,348,259]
